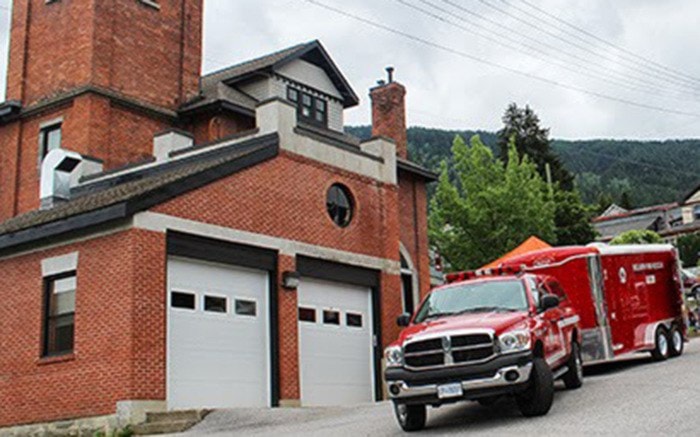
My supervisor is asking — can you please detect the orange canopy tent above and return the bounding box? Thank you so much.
[481,236,552,270]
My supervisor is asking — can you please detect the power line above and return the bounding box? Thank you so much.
[469,0,700,94]
[304,0,700,119]
[495,0,700,89]
[397,0,698,103]
[512,0,700,85]
[431,0,699,98]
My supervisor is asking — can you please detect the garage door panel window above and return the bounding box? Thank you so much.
[235,299,257,317]
[171,291,196,310]
[299,307,316,323]
[323,310,340,325]
[346,313,363,328]
[204,295,228,313]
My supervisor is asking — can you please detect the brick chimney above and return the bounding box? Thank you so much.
[370,67,408,159]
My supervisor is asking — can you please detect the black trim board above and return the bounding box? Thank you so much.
[296,256,384,401]
[166,231,281,407]
[167,231,276,271]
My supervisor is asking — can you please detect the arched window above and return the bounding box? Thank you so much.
[400,253,415,314]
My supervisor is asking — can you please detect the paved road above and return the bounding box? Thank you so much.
[182,339,700,436]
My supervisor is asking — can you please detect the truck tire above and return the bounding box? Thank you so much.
[650,326,670,361]
[669,325,684,358]
[516,357,554,417]
[562,342,584,389]
[393,403,426,432]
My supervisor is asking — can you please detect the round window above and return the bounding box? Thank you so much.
[326,184,354,227]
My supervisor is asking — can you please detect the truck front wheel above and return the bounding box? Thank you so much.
[651,326,670,361]
[393,403,426,432]
[516,357,554,417]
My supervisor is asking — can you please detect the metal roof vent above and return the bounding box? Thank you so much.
[40,149,83,209]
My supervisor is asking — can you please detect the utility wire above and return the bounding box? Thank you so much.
[304,0,700,119]
[496,0,700,88]
[430,0,698,98]
[467,0,700,94]
[512,0,700,85]
[398,0,698,103]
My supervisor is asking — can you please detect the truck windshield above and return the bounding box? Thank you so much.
[413,280,528,323]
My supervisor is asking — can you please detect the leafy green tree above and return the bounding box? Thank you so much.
[497,103,574,191]
[553,189,598,245]
[429,135,556,270]
[610,230,662,245]
[677,233,700,267]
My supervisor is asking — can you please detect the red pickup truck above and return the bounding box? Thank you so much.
[384,272,582,432]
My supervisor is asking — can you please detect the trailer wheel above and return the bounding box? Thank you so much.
[650,326,670,361]
[668,326,684,358]
[393,402,426,432]
[516,357,554,417]
[562,342,584,389]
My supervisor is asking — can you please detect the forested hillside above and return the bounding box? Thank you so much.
[346,126,699,208]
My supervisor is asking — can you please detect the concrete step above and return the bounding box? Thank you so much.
[132,419,199,435]
[145,409,207,424]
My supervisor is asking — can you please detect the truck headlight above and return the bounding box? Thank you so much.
[498,330,531,354]
[385,346,404,367]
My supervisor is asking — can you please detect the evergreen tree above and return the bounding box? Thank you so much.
[497,103,574,191]
[429,135,556,270]
[553,189,598,245]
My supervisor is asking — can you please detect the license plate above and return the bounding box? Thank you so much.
[437,383,463,399]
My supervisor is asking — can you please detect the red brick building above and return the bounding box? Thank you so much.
[0,0,435,430]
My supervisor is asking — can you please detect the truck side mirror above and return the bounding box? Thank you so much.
[396,313,411,327]
[541,294,560,311]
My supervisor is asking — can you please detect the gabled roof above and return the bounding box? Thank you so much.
[682,182,700,204]
[195,40,359,109]
[0,134,280,253]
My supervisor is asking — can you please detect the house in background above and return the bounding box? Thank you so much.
[0,0,435,432]
[592,183,700,244]
[592,203,680,242]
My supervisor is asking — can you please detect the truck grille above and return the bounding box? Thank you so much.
[403,333,495,369]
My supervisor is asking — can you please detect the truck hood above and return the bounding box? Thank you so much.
[397,311,529,345]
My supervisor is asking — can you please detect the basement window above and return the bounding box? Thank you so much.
[42,272,76,357]
[39,123,62,161]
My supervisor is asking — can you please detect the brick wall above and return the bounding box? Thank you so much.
[186,113,256,145]
[399,172,432,298]
[0,228,167,427]
[370,82,408,159]
[7,0,202,109]
[0,95,172,217]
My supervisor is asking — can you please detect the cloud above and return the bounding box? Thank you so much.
[1,0,699,140]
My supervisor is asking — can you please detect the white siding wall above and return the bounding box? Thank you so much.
[240,59,346,133]
[277,60,343,99]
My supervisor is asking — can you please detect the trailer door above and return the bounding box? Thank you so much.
[582,256,614,362]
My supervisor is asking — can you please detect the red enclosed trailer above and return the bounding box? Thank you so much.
[499,244,686,363]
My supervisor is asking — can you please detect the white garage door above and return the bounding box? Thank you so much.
[298,278,374,406]
[167,257,269,410]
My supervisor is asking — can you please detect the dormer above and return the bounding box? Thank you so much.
[182,41,359,134]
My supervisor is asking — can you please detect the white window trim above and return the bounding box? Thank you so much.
[42,252,78,277]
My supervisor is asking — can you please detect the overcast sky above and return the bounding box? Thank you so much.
[2,0,700,140]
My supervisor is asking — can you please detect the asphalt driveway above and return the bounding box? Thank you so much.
[180,338,700,436]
